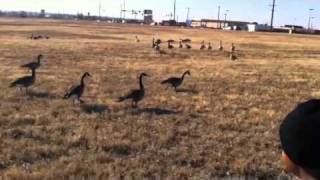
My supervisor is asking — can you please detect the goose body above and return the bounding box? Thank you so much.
[21,54,43,70]
[208,43,212,50]
[168,42,174,49]
[10,68,36,93]
[118,73,148,107]
[231,43,235,52]
[179,41,183,48]
[185,44,192,49]
[161,70,191,91]
[230,53,237,61]
[135,36,140,42]
[181,38,191,43]
[64,72,91,103]
[200,41,206,50]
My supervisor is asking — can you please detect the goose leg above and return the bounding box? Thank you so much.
[134,102,138,108]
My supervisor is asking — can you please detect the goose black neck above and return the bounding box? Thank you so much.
[81,74,86,85]
[31,68,36,77]
[182,72,188,80]
[139,75,144,90]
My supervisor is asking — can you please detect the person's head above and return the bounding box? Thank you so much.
[280,99,320,180]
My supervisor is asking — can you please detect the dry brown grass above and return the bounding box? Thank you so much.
[1,17,320,179]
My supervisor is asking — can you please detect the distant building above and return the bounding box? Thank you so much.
[248,24,270,32]
[284,25,304,30]
[161,20,177,26]
[190,19,255,30]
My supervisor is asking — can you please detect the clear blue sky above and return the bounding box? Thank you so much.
[1,0,319,28]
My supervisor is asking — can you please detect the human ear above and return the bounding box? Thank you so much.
[281,151,300,177]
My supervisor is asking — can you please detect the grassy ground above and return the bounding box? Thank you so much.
[1,17,320,179]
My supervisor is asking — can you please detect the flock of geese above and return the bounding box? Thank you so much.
[9,36,238,108]
[9,53,191,108]
[148,37,237,60]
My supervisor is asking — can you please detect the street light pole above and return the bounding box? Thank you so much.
[308,8,314,29]
[224,10,229,28]
[186,7,190,22]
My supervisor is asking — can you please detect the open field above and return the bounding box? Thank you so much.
[1,18,320,179]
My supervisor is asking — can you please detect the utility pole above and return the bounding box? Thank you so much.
[270,0,276,30]
[186,7,190,22]
[173,0,176,21]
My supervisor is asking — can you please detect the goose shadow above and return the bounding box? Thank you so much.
[81,104,109,114]
[27,90,58,99]
[134,107,179,116]
[176,88,199,94]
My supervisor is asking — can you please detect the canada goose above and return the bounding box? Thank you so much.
[155,44,161,51]
[218,40,223,51]
[181,38,191,43]
[185,44,192,49]
[135,36,140,42]
[208,43,212,50]
[231,43,235,52]
[21,54,43,70]
[200,41,206,50]
[64,72,91,104]
[155,39,162,45]
[10,67,36,93]
[118,73,148,108]
[230,52,237,61]
[168,42,174,49]
[179,41,183,48]
[161,70,191,91]
[155,45,167,55]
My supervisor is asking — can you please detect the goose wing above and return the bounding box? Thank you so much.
[161,77,179,84]
[118,89,141,102]
[21,62,37,69]
[64,84,82,98]
[10,75,32,87]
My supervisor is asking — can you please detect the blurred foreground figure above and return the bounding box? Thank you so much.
[280,99,320,180]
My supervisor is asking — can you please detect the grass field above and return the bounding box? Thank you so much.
[1,17,320,179]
